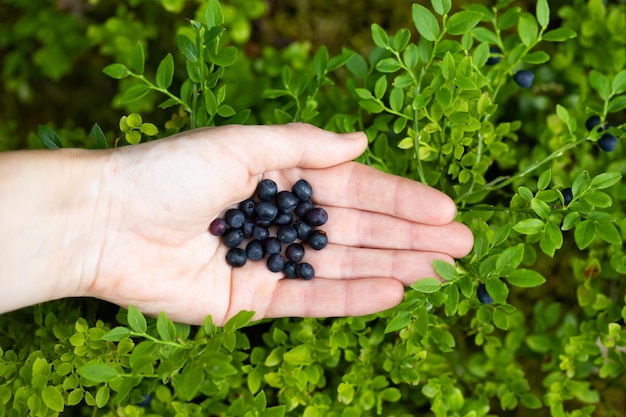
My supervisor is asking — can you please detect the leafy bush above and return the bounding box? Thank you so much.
[2,0,625,416]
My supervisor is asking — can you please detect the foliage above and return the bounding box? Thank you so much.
[2,0,626,416]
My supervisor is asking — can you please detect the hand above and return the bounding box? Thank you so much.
[77,123,472,325]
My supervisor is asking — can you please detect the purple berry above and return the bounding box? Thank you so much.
[267,253,285,273]
[513,70,534,88]
[242,220,255,239]
[296,262,315,280]
[226,247,247,267]
[222,228,244,248]
[598,133,618,152]
[295,199,315,218]
[246,240,264,261]
[256,179,278,201]
[308,230,328,250]
[239,198,257,219]
[286,242,305,262]
[209,218,228,236]
[253,225,270,241]
[304,207,328,227]
[293,219,313,241]
[292,179,313,200]
[275,190,298,212]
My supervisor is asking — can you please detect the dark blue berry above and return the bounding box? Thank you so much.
[225,209,245,228]
[598,133,618,152]
[242,220,255,239]
[222,228,244,248]
[137,394,152,408]
[585,115,602,131]
[255,201,278,221]
[284,261,298,278]
[308,230,328,250]
[273,211,294,226]
[562,187,573,206]
[277,225,297,244]
[293,219,313,241]
[486,46,501,66]
[253,225,270,241]
[263,237,282,255]
[513,70,534,88]
[292,179,313,201]
[246,240,264,261]
[256,179,278,201]
[209,218,228,236]
[477,283,494,304]
[239,198,257,219]
[286,242,305,262]
[255,218,273,228]
[275,190,298,212]
[226,247,247,267]
[267,253,285,273]
[295,199,315,218]
[297,262,315,280]
[304,207,328,227]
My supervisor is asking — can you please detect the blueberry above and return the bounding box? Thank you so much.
[263,237,282,255]
[293,219,313,241]
[273,211,294,226]
[222,228,244,248]
[284,261,298,278]
[297,262,315,280]
[292,179,313,201]
[286,242,305,262]
[253,225,270,241]
[477,283,494,304]
[585,115,602,131]
[242,220,255,239]
[562,187,573,206]
[275,190,298,213]
[137,394,152,408]
[513,70,534,88]
[239,198,257,219]
[255,201,278,221]
[267,253,285,273]
[246,240,264,261]
[256,179,278,201]
[209,218,228,236]
[486,46,501,66]
[308,230,328,250]
[295,199,315,218]
[255,218,273,228]
[226,247,247,267]
[277,225,298,244]
[225,209,245,228]
[598,133,618,152]
[304,207,328,227]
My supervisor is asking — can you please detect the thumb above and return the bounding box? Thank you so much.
[196,123,368,174]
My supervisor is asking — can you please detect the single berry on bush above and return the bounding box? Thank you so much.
[277,225,297,244]
[222,228,244,248]
[513,70,534,88]
[585,115,602,131]
[225,208,245,228]
[293,219,313,241]
[297,262,315,280]
[562,187,573,206]
[477,283,494,304]
[263,237,282,255]
[255,201,278,221]
[292,179,313,200]
[304,207,328,227]
[226,247,247,267]
[246,240,264,261]
[598,133,618,152]
[286,242,305,262]
[486,46,501,65]
[256,179,278,201]
[209,218,228,236]
[239,198,257,219]
[267,253,286,273]
[308,230,328,250]
[295,199,315,218]
[276,190,298,212]
[284,261,298,278]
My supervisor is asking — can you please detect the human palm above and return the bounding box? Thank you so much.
[86,124,473,326]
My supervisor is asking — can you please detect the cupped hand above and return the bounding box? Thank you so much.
[84,124,473,326]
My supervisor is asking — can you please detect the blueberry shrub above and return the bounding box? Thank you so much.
[2,0,626,416]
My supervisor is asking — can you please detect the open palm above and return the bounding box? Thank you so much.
[85,124,473,326]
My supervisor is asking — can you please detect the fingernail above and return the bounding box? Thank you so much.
[338,131,365,140]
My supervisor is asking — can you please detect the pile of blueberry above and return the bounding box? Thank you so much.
[209,179,328,280]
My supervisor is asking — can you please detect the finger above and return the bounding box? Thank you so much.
[264,277,405,319]
[280,162,458,225]
[322,206,474,259]
[304,244,454,285]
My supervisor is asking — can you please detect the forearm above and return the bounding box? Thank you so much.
[0,148,108,313]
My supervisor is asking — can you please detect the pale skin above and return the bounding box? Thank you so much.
[0,123,474,326]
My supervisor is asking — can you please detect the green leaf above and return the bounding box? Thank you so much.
[522,51,550,64]
[156,53,175,89]
[589,70,611,101]
[433,260,458,281]
[313,46,329,78]
[412,4,440,42]
[537,169,551,190]
[389,87,404,112]
[612,69,626,94]
[531,198,551,219]
[371,24,389,48]
[223,310,255,332]
[518,13,539,47]
[140,123,159,136]
[492,308,509,330]
[125,130,142,145]
[283,345,312,365]
[441,51,455,80]
[556,104,570,123]
[374,75,387,99]
[506,269,546,288]
[572,170,591,197]
[392,28,411,52]
[77,363,120,383]
[327,49,354,71]
[583,190,613,208]
[496,244,524,274]
[127,305,147,334]
[177,35,199,63]
[595,220,622,244]
[156,312,176,342]
[431,0,451,15]
[542,27,577,42]
[38,125,62,149]
[411,277,442,293]
[590,172,622,189]
[376,58,402,73]
[540,221,563,257]
[101,326,131,342]
[95,385,110,408]
[217,104,236,118]
[90,123,108,149]
[380,387,402,402]
[103,63,130,79]
[118,84,151,105]
[205,0,224,27]
[536,0,550,28]
[42,386,64,412]
[132,42,145,75]
[403,44,420,69]
[574,220,595,250]
[446,11,483,35]
[213,46,238,67]
[485,279,509,303]
[607,95,626,113]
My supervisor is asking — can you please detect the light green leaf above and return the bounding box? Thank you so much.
[411,277,442,293]
[540,221,563,257]
[223,310,255,332]
[127,305,147,334]
[595,221,622,245]
[518,13,539,47]
[156,312,176,342]
[177,35,198,63]
[213,46,238,67]
[389,87,404,112]
[446,10,483,35]
[589,70,611,101]
[431,0,451,15]
[95,385,110,408]
[522,51,550,64]
[537,169,552,190]
[101,326,131,342]
[376,58,402,73]
[42,386,64,412]
[156,53,175,89]
[536,0,550,28]
[531,198,551,219]
[496,244,524,274]
[313,45,329,78]
[384,311,411,333]
[77,363,120,383]
[132,42,145,75]
[574,220,595,249]
[441,51,455,80]
[506,269,546,288]
[117,84,151,105]
[205,0,224,27]
[542,27,577,42]
[590,172,622,189]
[103,63,130,79]
[412,4,440,41]
[612,69,626,94]
[433,259,458,281]
[374,75,387,99]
